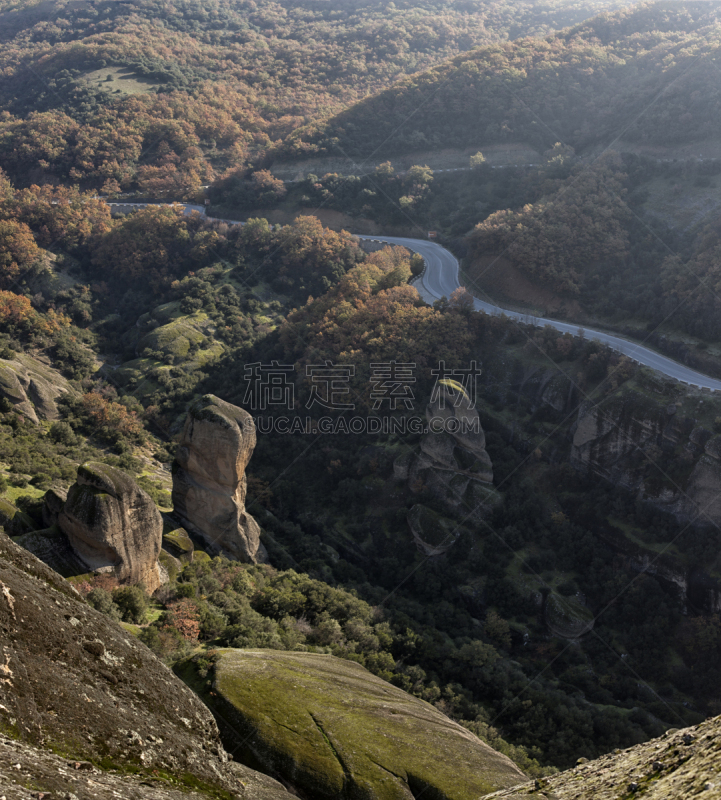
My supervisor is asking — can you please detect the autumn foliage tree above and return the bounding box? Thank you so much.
[0,290,68,335]
[268,215,363,298]
[3,184,111,250]
[90,205,195,287]
[277,244,474,407]
[0,219,42,288]
[469,155,630,294]
[165,599,201,641]
[81,392,144,441]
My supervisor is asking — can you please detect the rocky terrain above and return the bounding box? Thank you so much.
[571,390,721,530]
[0,353,73,423]
[0,530,288,799]
[59,462,165,592]
[15,463,166,592]
[396,383,495,504]
[179,648,526,800]
[485,715,721,799]
[395,383,500,553]
[172,395,264,563]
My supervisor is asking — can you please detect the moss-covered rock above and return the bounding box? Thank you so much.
[163,527,194,563]
[179,649,525,800]
[138,319,207,360]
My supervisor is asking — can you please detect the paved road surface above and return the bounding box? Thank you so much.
[105,202,721,391]
[356,235,721,392]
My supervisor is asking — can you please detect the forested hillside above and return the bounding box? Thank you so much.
[0,0,631,194]
[287,1,721,160]
[4,163,720,771]
[6,1,721,792]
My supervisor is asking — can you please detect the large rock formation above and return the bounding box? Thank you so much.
[172,394,263,562]
[395,384,498,514]
[0,353,73,422]
[486,714,721,799]
[571,391,721,529]
[0,531,287,799]
[58,462,164,592]
[179,649,526,800]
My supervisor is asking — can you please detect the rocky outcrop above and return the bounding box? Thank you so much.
[544,593,594,639]
[407,503,459,556]
[571,391,721,530]
[485,715,721,799]
[162,527,195,564]
[13,526,89,578]
[0,353,73,422]
[58,462,164,592]
[396,384,499,514]
[0,498,34,536]
[172,394,263,562]
[180,649,526,800]
[0,531,287,799]
[41,486,66,527]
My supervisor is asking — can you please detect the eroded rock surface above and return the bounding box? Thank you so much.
[484,715,721,799]
[172,394,263,562]
[58,462,164,592]
[571,393,721,528]
[407,503,458,556]
[0,353,73,422]
[396,384,497,514]
[0,532,288,799]
[179,649,526,800]
[42,486,67,527]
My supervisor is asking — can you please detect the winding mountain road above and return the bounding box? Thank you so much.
[106,202,721,391]
[356,234,721,392]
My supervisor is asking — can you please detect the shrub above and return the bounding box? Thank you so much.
[139,625,187,660]
[199,604,228,641]
[112,585,149,623]
[176,582,196,598]
[49,421,77,446]
[86,588,121,620]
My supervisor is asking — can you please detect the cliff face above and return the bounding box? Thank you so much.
[58,462,165,593]
[396,385,497,516]
[0,531,287,799]
[571,393,721,529]
[172,394,263,562]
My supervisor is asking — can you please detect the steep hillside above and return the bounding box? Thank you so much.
[286,1,721,161]
[0,0,633,193]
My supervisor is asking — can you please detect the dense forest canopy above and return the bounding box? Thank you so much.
[285,1,721,160]
[0,0,634,192]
